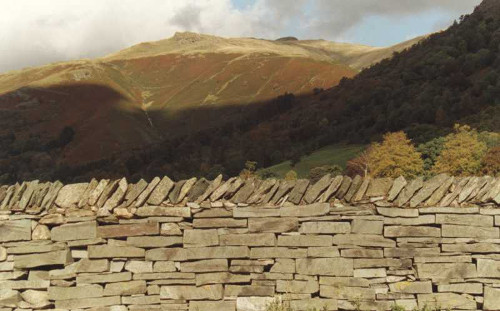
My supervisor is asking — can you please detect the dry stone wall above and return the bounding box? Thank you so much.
[0,174,500,311]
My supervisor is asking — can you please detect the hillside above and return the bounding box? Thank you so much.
[85,0,499,182]
[0,32,421,182]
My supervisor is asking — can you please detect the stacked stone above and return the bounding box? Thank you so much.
[0,174,499,311]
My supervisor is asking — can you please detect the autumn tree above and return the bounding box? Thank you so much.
[366,131,424,178]
[345,150,370,177]
[432,124,487,176]
[240,161,257,179]
[284,170,297,181]
[481,146,500,176]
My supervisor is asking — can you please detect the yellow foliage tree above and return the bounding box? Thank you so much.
[367,131,424,178]
[284,170,298,181]
[432,124,487,176]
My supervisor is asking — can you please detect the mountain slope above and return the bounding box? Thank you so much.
[0,32,422,182]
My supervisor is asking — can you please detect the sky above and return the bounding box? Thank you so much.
[0,0,482,73]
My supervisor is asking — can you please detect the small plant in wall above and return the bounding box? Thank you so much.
[265,297,328,311]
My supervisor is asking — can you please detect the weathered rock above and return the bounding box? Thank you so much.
[233,207,280,218]
[0,185,15,210]
[276,279,319,294]
[8,182,27,209]
[425,176,454,206]
[48,284,103,300]
[290,299,337,311]
[438,283,483,294]
[134,177,160,206]
[416,263,477,280]
[196,175,223,203]
[384,226,441,237]
[296,258,353,276]
[225,285,275,297]
[55,183,89,208]
[31,224,50,240]
[88,179,110,206]
[193,218,246,228]
[102,178,128,211]
[247,179,277,204]
[236,297,274,311]
[160,284,223,300]
[220,233,276,246]
[180,259,228,272]
[270,180,295,204]
[103,280,147,296]
[351,219,383,234]
[20,289,49,308]
[280,203,329,217]
[389,281,432,293]
[440,177,470,206]
[352,177,370,202]
[147,176,174,205]
[377,207,418,218]
[196,272,251,286]
[233,179,260,204]
[287,179,310,204]
[304,174,331,203]
[78,178,99,208]
[366,177,393,197]
[18,180,39,211]
[344,175,362,202]
[332,234,395,248]
[300,221,350,234]
[250,247,306,259]
[51,221,97,241]
[97,222,159,238]
[14,249,73,268]
[320,285,375,300]
[127,236,182,247]
[0,289,21,307]
[277,235,332,247]
[0,219,31,242]
[335,176,352,199]
[54,295,121,309]
[183,229,219,247]
[442,224,498,238]
[76,272,131,284]
[396,177,423,206]
[136,206,191,217]
[184,178,208,202]
[410,174,449,207]
[436,213,493,227]
[318,175,343,202]
[189,301,235,311]
[88,245,145,258]
[417,293,476,310]
[484,286,500,310]
[248,218,299,232]
[123,179,148,206]
[42,181,64,210]
[210,177,236,202]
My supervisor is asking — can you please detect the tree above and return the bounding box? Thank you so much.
[481,146,500,176]
[366,131,424,178]
[240,161,257,179]
[432,124,487,176]
[284,170,297,181]
[417,137,446,172]
[309,165,342,183]
[345,150,369,177]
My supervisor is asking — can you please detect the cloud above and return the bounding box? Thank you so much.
[0,0,481,73]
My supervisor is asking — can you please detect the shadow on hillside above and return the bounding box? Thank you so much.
[0,82,332,184]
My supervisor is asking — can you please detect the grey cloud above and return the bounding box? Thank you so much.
[169,4,202,31]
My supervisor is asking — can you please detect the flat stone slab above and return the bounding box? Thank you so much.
[160,284,223,300]
[51,221,97,241]
[0,220,31,242]
[97,222,159,238]
[14,249,73,269]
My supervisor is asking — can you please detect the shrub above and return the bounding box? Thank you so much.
[366,131,424,178]
[284,170,298,181]
[481,146,500,176]
[432,124,487,176]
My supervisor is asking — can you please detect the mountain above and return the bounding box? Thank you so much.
[0,32,421,182]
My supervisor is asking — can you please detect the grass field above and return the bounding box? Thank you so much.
[260,144,365,178]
